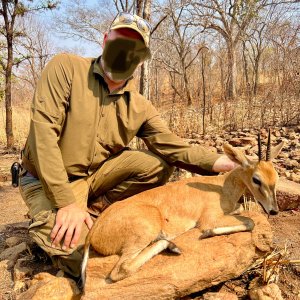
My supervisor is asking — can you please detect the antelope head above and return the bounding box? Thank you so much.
[223,130,284,215]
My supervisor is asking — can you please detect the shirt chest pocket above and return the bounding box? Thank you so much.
[99,97,145,148]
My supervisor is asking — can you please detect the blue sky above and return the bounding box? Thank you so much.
[40,0,108,57]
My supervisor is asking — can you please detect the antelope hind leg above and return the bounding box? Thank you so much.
[109,239,173,282]
[199,215,255,239]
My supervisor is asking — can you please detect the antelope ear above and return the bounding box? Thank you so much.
[223,143,251,169]
[270,141,284,160]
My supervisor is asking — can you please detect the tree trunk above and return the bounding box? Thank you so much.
[183,69,192,106]
[253,52,261,96]
[226,42,237,100]
[242,41,251,96]
[201,51,206,134]
[140,60,150,99]
[138,0,151,98]
[5,35,14,148]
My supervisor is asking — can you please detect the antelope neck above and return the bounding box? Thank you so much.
[222,167,248,205]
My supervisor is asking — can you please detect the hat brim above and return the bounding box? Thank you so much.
[110,24,151,60]
[110,24,149,47]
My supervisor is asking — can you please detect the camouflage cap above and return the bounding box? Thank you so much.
[110,12,151,48]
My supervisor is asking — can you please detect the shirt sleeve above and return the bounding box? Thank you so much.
[26,54,76,208]
[137,101,221,175]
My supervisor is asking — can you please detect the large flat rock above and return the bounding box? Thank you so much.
[277,178,300,210]
[82,212,272,300]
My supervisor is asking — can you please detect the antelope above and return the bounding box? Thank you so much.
[81,132,284,285]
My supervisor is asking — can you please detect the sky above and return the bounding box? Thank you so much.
[41,0,106,57]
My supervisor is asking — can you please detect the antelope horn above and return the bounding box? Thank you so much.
[258,131,262,161]
[266,128,271,161]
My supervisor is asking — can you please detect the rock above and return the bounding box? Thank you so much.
[290,139,299,147]
[290,149,300,158]
[0,242,27,262]
[274,130,281,137]
[288,132,297,140]
[215,139,223,146]
[17,272,81,300]
[0,260,13,297]
[249,283,283,300]
[285,159,299,169]
[13,258,33,292]
[192,133,201,139]
[82,212,272,300]
[277,178,300,210]
[278,152,289,159]
[9,221,30,230]
[202,292,238,300]
[290,173,300,183]
[29,272,56,287]
[260,128,268,137]
[229,137,256,147]
[6,236,23,248]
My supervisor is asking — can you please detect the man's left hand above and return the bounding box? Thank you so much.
[212,155,237,173]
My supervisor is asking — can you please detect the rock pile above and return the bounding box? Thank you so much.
[187,126,300,184]
[0,221,57,300]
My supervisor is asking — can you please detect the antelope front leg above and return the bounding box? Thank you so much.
[199,215,255,239]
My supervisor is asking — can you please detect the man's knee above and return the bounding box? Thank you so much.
[28,210,88,277]
[134,150,174,186]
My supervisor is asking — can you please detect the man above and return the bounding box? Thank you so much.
[19,12,235,277]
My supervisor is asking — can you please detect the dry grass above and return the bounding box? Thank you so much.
[0,104,30,149]
[246,245,300,287]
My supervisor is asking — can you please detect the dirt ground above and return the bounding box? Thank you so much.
[0,150,299,299]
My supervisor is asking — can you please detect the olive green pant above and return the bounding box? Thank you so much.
[19,149,174,277]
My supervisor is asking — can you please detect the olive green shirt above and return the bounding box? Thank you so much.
[23,53,220,208]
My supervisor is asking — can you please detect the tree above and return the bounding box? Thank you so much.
[16,16,55,89]
[189,0,294,100]
[0,0,57,149]
[155,0,203,106]
[54,0,112,48]
[136,0,152,99]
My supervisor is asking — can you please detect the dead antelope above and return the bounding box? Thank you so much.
[81,133,284,284]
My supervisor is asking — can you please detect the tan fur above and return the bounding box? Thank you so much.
[81,143,284,284]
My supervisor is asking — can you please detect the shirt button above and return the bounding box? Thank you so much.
[101,113,104,117]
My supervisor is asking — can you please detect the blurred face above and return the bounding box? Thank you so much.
[105,28,144,43]
[101,28,149,82]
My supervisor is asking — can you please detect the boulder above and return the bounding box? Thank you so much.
[6,236,24,248]
[202,292,238,300]
[0,260,13,297]
[277,178,300,210]
[13,258,33,292]
[229,137,256,147]
[9,221,30,230]
[249,283,283,300]
[0,242,27,262]
[82,212,272,300]
[17,272,81,300]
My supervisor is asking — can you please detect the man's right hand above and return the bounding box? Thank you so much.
[50,202,93,250]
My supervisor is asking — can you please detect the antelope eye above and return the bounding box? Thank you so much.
[252,177,261,186]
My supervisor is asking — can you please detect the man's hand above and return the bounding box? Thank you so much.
[50,202,93,250]
[212,155,237,173]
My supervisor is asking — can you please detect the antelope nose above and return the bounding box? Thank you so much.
[270,210,278,215]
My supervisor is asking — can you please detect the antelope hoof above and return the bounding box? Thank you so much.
[105,276,114,284]
[199,229,213,239]
[167,241,181,255]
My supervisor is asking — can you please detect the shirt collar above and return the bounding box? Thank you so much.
[93,56,135,95]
